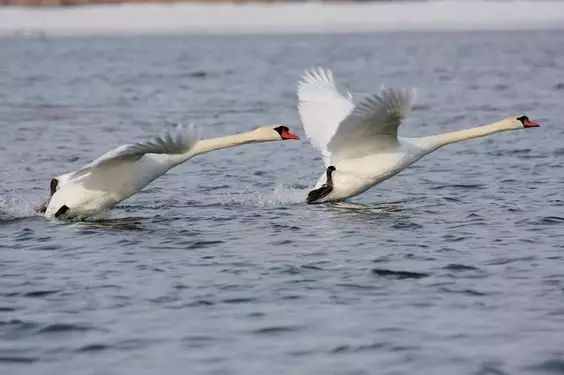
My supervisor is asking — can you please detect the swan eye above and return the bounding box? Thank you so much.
[274,126,289,134]
[517,115,529,124]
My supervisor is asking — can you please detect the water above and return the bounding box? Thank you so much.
[1,31,564,375]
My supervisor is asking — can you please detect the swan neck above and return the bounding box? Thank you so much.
[174,130,271,163]
[424,119,516,150]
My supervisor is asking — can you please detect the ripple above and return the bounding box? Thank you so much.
[253,326,301,335]
[336,283,378,290]
[187,240,224,249]
[539,216,564,225]
[0,356,38,363]
[199,184,230,192]
[187,70,207,78]
[75,344,109,352]
[330,342,417,354]
[23,290,59,298]
[475,361,509,375]
[0,319,39,336]
[371,269,429,279]
[114,338,156,350]
[442,235,468,242]
[391,221,423,230]
[526,358,564,373]
[486,256,537,265]
[516,216,564,226]
[431,183,484,190]
[221,297,257,304]
[331,343,385,353]
[38,323,94,334]
[439,287,489,296]
[185,300,215,307]
[182,335,217,348]
[442,264,481,272]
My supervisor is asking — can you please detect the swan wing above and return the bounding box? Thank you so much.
[69,124,200,180]
[297,67,355,164]
[327,88,416,164]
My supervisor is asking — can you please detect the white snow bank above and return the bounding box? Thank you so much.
[1,1,564,37]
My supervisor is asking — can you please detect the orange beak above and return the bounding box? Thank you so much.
[281,129,300,140]
[523,118,540,128]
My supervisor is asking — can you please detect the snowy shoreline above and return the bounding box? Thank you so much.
[2,1,564,37]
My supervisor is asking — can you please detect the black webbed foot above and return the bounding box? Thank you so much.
[54,205,70,218]
[307,166,336,204]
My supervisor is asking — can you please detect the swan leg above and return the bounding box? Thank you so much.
[36,178,59,214]
[50,178,58,196]
[54,205,70,218]
[307,166,336,204]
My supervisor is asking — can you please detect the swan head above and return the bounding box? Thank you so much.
[254,125,300,141]
[501,115,540,130]
[516,115,540,128]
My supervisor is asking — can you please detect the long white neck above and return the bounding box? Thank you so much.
[420,119,520,151]
[171,129,275,164]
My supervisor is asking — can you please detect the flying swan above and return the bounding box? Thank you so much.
[39,124,299,219]
[297,68,540,203]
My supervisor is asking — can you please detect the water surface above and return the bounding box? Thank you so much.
[1,32,563,375]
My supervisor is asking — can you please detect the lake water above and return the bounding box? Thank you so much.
[1,31,564,375]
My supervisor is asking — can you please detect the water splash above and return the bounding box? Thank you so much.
[257,183,308,207]
[0,194,40,222]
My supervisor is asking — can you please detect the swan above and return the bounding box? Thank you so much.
[297,68,540,204]
[39,124,299,219]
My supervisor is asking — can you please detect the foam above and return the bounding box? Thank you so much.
[0,194,39,221]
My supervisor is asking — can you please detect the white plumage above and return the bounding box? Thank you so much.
[60,124,200,184]
[42,124,297,219]
[298,67,536,203]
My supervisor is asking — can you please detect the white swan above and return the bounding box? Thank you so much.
[40,124,299,219]
[298,68,540,203]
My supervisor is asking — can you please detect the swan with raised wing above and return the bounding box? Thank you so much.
[297,68,540,204]
[39,124,299,219]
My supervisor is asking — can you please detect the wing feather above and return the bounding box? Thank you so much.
[68,123,200,180]
[297,67,355,164]
[327,88,416,164]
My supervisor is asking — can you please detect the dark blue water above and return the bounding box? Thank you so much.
[1,32,564,375]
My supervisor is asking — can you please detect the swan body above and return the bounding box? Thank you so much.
[42,124,299,219]
[315,139,426,202]
[298,68,540,203]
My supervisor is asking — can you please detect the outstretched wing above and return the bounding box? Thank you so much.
[297,67,355,164]
[67,123,200,181]
[327,88,416,165]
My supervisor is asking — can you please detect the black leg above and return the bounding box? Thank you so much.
[50,178,58,196]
